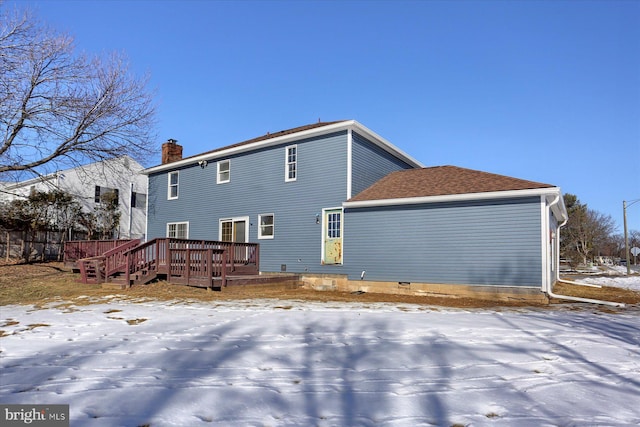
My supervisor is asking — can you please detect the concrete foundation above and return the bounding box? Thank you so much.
[301,273,550,304]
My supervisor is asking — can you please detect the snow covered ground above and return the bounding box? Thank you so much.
[573,266,640,292]
[0,276,640,427]
[1,283,639,426]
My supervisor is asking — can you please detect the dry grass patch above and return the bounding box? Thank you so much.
[1,261,638,310]
[553,281,640,305]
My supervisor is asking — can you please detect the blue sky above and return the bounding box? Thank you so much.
[9,0,640,233]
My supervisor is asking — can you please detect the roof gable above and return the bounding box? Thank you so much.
[348,165,555,202]
[143,120,422,174]
[190,121,347,160]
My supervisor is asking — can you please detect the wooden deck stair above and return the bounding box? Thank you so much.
[65,238,262,290]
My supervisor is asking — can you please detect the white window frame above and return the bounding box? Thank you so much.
[218,216,250,242]
[166,221,189,239]
[168,171,179,200]
[285,145,297,182]
[258,213,275,239]
[217,159,230,184]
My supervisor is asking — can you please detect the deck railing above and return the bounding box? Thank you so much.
[156,238,259,272]
[124,238,259,287]
[166,248,227,287]
[103,239,141,277]
[64,239,135,264]
[70,237,259,288]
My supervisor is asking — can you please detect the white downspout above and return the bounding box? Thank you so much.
[545,193,625,307]
[128,182,133,239]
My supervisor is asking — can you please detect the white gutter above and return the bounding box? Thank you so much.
[546,194,625,308]
[344,187,560,209]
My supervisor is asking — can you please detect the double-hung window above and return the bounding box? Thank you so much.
[285,145,297,182]
[217,160,230,184]
[167,222,188,239]
[258,214,274,239]
[168,171,179,199]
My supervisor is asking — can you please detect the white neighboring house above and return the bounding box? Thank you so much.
[0,156,148,240]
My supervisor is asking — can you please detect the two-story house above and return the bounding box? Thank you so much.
[1,156,148,240]
[144,120,567,301]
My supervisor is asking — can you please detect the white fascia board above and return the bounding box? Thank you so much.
[343,187,563,209]
[349,122,424,168]
[142,120,423,175]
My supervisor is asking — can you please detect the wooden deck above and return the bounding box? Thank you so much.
[64,238,279,290]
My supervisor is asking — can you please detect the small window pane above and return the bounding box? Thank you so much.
[328,213,341,238]
[218,160,230,183]
[286,145,297,181]
[168,172,179,199]
[221,221,233,242]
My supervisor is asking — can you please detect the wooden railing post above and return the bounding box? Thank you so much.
[230,242,235,272]
[125,250,131,288]
[207,248,213,289]
[165,238,171,273]
[185,248,191,285]
[221,249,227,287]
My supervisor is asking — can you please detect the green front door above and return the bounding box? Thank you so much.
[323,208,343,265]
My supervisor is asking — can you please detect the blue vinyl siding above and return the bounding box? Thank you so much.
[351,132,415,197]
[147,131,351,274]
[343,197,543,287]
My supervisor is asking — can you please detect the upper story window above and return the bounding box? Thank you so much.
[217,160,230,184]
[167,222,188,239]
[258,213,274,239]
[95,185,119,205]
[131,192,147,209]
[168,171,179,199]
[285,145,297,182]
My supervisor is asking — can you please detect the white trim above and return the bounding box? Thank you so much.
[539,195,549,291]
[166,221,189,239]
[347,129,353,199]
[258,213,275,239]
[217,159,230,184]
[343,187,563,209]
[167,171,179,200]
[285,145,297,182]
[142,120,424,175]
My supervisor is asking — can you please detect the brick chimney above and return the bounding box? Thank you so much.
[161,138,183,164]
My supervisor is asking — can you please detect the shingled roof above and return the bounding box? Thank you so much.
[348,166,555,202]
[181,121,348,161]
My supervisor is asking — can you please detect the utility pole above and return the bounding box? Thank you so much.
[624,200,630,275]
[623,199,640,275]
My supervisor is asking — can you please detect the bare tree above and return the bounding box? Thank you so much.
[561,193,617,267]
[0,5,156,178]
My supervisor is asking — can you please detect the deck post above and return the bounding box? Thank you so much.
[207,248,213,290]
[255,244,259,271]
[186,248,191,285]
[221,249,227,287]
[230,243,235,272]
[125,250,131,288]
[165,239,171,276]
